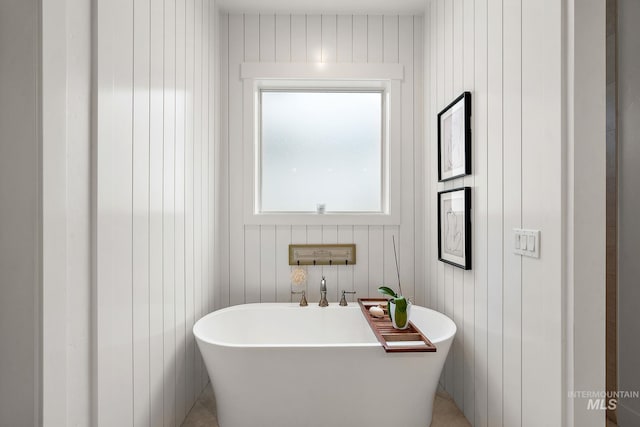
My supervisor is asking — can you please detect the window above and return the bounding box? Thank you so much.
[240,62,403,225]
[259,90,384,213]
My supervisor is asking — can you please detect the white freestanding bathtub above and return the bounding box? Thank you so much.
[193,303,456,427]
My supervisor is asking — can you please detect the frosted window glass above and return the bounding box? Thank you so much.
[260,91,383,213]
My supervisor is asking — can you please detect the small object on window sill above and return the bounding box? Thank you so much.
[316,203,326,214]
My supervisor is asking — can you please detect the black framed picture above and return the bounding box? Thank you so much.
[438,187,471,270]
[437,91,471,181]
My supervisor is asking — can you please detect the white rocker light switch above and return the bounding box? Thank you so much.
[513,229,540,259]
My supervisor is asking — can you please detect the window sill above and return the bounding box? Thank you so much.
[243,211,400,226]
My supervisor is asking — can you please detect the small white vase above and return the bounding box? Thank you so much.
[389,300,412,330]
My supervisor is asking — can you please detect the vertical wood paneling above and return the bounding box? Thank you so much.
[260,14,275,62]
[381,16,401,301]
[183,0,195,407]
[427,0,565,424]
[453,0,464,94]
[291,226,307,244]
[244,226,261,302]
[428,1,438,314]
[383,16,398,64]
[228,13,244,306]
[174,0,187,419]
[96,0,135,423]
[474,0,489,424]
[306,15,322,62]
[336,16,352,62]
[187,0,200,402]
[430,0,502,424]
[200,0,210,389]
[201,0,208,320]
[461,0,476,422]
[50,0,92,421]
[322,226,339,301]
[207,0,216,316]
[399,16,415,303]
[413,16,425,308]
[367,15,383,63]
[352,16,368,62]
[487,0,504,423]
[368,226,384,297]
[502,0,522,425]
[321,15,337,63]
[382,227,398,290]
[149,0,165,423]
[212,3,221,314]
[275,226,292,302]
[353,226,369,298]
[96,1,215,426]
[244,14,261,305]
[163,0,177,423]
[290,226,307,299]
[132,0,151,424]
[434,0,448,385]
[244,14,259,61]
[452,0,465,408]
[290,15,306,62]
[445,265,454,393]
[441,0,454,393]
[219,13,230,309]
[444,0,453,106]
[436,0,446,324]
[306,226,323,302]
[192,0,204,395]
[521,0,564,423]
[260,227,277,302]
[337,226,354,296]
[218,14,421,327]
[275,15,291,62]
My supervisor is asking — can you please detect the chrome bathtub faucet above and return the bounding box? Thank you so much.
[319,276,329,307]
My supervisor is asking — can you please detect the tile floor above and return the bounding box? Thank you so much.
[181,384,471,427]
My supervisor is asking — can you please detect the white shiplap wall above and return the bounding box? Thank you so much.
[425,0,565,426]
[217,13,424,308]
[95,1,216,426]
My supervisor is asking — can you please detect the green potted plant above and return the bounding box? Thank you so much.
[378,286,411,329]
[378,236,411,330]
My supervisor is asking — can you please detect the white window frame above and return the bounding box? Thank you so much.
[241,62,403,226]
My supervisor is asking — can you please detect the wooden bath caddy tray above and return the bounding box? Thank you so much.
[358,298,436,353]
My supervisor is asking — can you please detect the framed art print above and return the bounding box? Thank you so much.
[438,91,471,181]
[438,187,471,270]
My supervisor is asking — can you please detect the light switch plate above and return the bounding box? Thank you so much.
[513,229,540,258]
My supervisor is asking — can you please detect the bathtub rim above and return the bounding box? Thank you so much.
[193,302,456,350]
